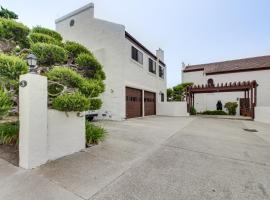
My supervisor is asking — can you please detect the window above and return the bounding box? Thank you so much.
[161,93,164,102]
[148,58,156,74]
[131,46,143,64]
[159,65,164,79]
[207,78,214,86]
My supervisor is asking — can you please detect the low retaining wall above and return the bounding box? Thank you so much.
[255,106,270,124]
[48,109,85,160]
[157,102,189,117]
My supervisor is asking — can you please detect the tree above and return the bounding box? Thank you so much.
[167,82,193,101]
[0,6,18,19]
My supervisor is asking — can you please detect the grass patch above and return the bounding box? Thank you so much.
[85,122,107,145]
[0,121,19,146]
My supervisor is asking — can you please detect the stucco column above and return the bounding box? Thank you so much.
[19,74,48,169]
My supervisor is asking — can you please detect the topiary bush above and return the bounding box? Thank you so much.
[31,43,67,66]
[224,102,238,115]
[0,89,13,119]
[52,92,90,112]
[0,53,28,80]
[0,17,30,47]
[0,121,19,146]
[29,32,60,46]
[64,41,91,60]
[85,122,106,145]
[89,98,102,110]
[32,26,62,42]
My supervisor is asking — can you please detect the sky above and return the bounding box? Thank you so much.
[1,0,270,87]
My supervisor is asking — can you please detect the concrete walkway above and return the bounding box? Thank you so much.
[0,116,270,200]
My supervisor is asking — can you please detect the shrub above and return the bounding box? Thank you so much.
[0,121,19,146]
[0,89,12,118]
[0,6,18,19]
[31,43,67,66]
[199,110,228,115]
[52,92,90,112]
[85,122,106,144]
[0,54,28,80]
[190,106,197,115]
[32,26,62,42]
[75,53,105,80]
[29,32,60,45]
[224,102,238,115]
[79,79,105,97]
[0,17,30,47]
[89,98,102,110]
[64,41,91,59]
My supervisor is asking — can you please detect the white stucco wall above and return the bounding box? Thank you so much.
[55,4,167,120]
[157,102,189,117]
[47,110,85,161]
[182,69,270,114]
[255,107,270,124]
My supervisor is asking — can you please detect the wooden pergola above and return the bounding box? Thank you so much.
[186,80,258,119]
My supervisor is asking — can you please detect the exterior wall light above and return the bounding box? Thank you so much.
[26,53,37,73]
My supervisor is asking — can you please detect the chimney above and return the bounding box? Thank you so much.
[182,62,186,69]
[156,48,164,62]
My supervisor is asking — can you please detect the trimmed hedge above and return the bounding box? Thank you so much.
[31,43,67,66]
[32,26,62,42]
[29,32,60,45]
[52,92,90,112]
[0,54,28,80]
[0,17,30,47]
[64,41,91,59]
[199,110,228,115]
[0,89,12,118]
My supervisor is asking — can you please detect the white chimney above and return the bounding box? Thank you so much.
[156,48,164,62]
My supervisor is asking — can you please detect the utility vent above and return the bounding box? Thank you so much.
[243,128,258,133]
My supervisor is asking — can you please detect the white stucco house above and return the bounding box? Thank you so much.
[182,55,270,122]
[55,3,186,120]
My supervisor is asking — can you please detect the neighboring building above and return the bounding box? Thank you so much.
[55,3,167,120]
[182,55,270,116]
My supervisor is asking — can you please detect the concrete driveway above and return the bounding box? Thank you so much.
[1,116,270,200]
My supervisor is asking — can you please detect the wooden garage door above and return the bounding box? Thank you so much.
[126,87,142,119]
[144,91,156,116]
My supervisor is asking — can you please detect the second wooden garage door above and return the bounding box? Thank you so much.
[126,87,142,119]
[144,91,156,116]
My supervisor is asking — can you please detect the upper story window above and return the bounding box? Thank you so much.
[207,78,214,86]
[131,46,143,65]
[159,65,165,79]
[148,58,156,74]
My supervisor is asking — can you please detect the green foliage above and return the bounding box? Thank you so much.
[0,17,29,47]
[0,54,28,80]
[32,26,62,42]
[199,110,228,115]
[190,106,197,115]
[52,92,90,112]
[29,32,60,45]
[31,43,67,66]
[0,121,19,146]
[0,89,12,118]
[167,82,193,101]
[75,53,105,80]
[85,122,106,144]
[89,98,102,110]
[224,102,238,115]
[0,6,18,19]
[64,41,91,59]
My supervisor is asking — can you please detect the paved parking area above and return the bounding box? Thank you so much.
[0,116,270,200]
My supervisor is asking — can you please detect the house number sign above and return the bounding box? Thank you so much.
[19,80,27,87]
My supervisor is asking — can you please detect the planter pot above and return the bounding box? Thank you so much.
[47,109,85,160]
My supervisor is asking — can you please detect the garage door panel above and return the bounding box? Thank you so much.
[126,87,142,119]
[144,91,156,116]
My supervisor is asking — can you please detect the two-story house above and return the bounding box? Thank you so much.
[55,3,167,120]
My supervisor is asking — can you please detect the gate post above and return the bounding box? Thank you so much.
[19,74,48,169]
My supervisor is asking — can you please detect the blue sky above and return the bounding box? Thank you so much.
[1,0,270,87]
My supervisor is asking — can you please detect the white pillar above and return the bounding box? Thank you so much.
[19,74,48,169]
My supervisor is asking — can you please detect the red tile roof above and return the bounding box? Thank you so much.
[183,55,270,74]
